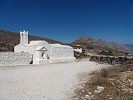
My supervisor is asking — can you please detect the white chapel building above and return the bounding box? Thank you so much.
[14,31,75,64]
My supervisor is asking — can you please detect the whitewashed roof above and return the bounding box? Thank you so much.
[50,44,73,48]
[28,40,48,46]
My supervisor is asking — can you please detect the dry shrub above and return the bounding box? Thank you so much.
[127,72,133,80]
[120,64,133,72]
[89,68,117,87]
[77,65,133,100]
[75,65,133,100]
[88,67,132,100]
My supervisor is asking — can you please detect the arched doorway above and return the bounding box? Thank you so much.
[34,46,49,64]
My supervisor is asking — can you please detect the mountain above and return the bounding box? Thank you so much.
[124,44,133,53]
[1,29,132,56]
[71,36,130,56]
[0,29,62,52]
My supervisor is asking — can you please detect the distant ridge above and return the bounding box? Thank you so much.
[0,29,62,51]
[124,44,133,53]
[71,36,131,56]
[0,29,133,55]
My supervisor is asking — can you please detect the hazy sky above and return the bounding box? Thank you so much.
[0,0,133,44]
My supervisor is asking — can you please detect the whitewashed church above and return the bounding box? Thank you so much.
[14,31,75,64]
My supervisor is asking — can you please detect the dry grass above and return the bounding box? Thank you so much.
[75,64,133,100]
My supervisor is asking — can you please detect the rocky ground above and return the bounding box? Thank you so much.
[0,59,104,100]
[75,64,133,100]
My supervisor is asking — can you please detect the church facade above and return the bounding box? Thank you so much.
[14,31,75,64]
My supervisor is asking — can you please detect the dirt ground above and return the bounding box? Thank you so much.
[0,59,104,100]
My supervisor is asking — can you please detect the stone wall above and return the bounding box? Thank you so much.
[90,55,133,65]
[0,52,33,66]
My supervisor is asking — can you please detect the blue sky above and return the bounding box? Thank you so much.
[0,0,133,44]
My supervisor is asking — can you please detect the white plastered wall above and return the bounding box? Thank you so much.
[49,44,75,63]
[14,41,75,64]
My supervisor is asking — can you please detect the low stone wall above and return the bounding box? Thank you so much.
[0,52,33,66]
[90,55,133,65]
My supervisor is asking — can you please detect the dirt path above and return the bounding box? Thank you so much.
[0,59,104,100]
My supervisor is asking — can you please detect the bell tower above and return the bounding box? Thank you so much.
[20,30,28,45]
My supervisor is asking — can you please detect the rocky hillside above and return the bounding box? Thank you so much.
[0,29,61,52]
[1,29,132,56]
[71,36,130,56]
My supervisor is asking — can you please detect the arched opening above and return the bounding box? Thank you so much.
[35,46,48,60]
